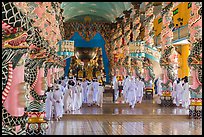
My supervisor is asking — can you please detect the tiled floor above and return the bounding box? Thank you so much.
[46,116,202,135]
[46,96,202,135]
[65,98,189,115]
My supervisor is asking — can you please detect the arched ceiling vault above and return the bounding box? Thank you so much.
[61,2,132,22]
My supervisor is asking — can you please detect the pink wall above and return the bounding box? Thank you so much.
[3,66,25,116]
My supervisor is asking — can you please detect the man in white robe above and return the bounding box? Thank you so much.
[136,77,145,104]
[123,76,130,103]
[72,80,78,111]
[63,84,72,113]
[126,77,138,108]
[175,79,183,107]
[53,84,64,121]
[82,79,88,103]
[67,78,77,111]
[156,77,163,96]
[87,81,94,106]
[97,82,104,107]
[172,78,177,104]
[181,79,190,108]
[93,78,100,104]
[75,79,83,109]
[45,87,54,121]
[112,76,119,102]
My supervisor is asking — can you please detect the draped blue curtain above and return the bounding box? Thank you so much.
[64,32,110,83]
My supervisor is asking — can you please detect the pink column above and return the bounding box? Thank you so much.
[47,68,52,87]
[132,69,136,77]
[3,65,25,116]
[34,67,44,95]
[144,68,150,82]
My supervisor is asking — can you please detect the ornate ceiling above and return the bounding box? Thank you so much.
[61,2,132,22]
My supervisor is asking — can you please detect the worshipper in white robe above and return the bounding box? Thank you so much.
[93,78,100,104]
[61,77,67,88]
[96,82,104,107]
[58,80,66,94]
[172,78,178,104]
[175,79,183,107]
[181,78,190,108]
[122,76,130,103]
[45,87,54,121]
[112,76,119,102]
[70,79,77,111]
[82,79,88,103]
[126,76,138,108]
[87,81,94,106]
[137,77,145,104]
[75,79,83,109]
[63,83,73,113]
[53,84,64,121]
[156,77,163,96]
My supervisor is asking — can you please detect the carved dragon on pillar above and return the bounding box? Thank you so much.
[131,57,144,78]
[187,2,202,99]
[2,2,35,135]
[159,45,176,91]
[24,29,50,135]
[188,40,202,97]
[143,58,155,87]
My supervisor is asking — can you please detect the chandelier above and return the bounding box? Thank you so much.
[128,40,145,58]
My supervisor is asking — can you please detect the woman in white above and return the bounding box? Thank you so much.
[137,78,145,104]
[182,78,190,108]
[53,84,64,121]
[112,76,119,102]
[126,76,138,108]
[93,79,99,104]
[87,81,94,107]
[63,83,73,113]
[97,82,104,107]
[172,78,178,104]
[45,87,54,121]
[70,80,77,111]
[75,80,83,109]
[122,76,129,102]
[156,77,163,96]
[82,79,88,103]
[175,79,183,107]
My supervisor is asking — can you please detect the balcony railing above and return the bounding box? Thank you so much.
[154,24,189,46]
[129,41,161,62]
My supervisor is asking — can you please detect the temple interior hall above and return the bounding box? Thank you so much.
[2,2,202,135]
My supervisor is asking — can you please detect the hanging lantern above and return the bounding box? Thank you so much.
[57,40,74,59]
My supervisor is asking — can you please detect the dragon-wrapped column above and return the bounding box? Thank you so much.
[187,2,202,119]
[159,2,175,106]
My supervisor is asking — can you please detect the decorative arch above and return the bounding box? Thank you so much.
[65,32,110,83]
